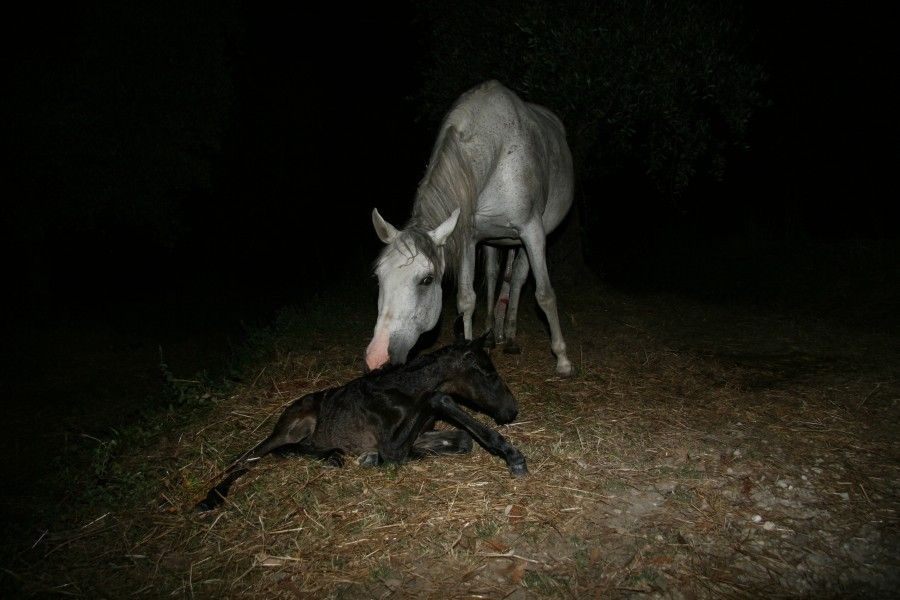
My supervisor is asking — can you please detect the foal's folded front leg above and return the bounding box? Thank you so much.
[428,394,528,477]
[374,394,442,465]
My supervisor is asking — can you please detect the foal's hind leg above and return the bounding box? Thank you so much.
[411,430,474,457]
[195,400,318,511]
[359,430,468,468]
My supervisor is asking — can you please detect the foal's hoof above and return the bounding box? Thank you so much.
[357,452,382,467]
[457,432,474,453]
[508,460,529,477]
[503,341,522,355]
[193,493,223,512]
[324,452,345,468]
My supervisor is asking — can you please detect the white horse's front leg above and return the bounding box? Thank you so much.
[456,240,477,340]
[520,222,572,376]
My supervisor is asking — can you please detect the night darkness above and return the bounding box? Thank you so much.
[1,1,898,593]
[4,3,895,308]
[4,3,898,305]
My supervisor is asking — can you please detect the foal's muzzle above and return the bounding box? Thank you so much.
[494,384,519,424]
[495,407,518,425]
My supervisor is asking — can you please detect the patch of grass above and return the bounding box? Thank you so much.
[523,571,570,597]
[475,518,501,538]
[670,486,695,504]
[382,462,402,480]
[603,478,630,493]
[624,566,664,589]
[572,543,598,572]
[24,368,220,519]
[369,562,399,582]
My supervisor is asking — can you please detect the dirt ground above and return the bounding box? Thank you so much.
[6,280,898,598]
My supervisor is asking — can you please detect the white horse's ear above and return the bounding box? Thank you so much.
[429,208,460,246]
[372,208,399,244]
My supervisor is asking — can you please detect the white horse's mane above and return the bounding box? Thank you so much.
[374,126,476,281]
[407,125,477,279]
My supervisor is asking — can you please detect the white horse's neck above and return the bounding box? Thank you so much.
[410,127,477,278]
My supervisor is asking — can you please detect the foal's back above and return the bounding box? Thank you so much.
[304,354,445,456]
[305,382,409,456]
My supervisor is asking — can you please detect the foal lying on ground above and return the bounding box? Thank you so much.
[196,334,527,511]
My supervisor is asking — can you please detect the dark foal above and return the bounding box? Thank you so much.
[196,334,527,511]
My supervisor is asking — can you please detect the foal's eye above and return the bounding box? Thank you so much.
[419,274,434,286]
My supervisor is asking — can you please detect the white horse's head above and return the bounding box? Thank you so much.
[365,207,460,371]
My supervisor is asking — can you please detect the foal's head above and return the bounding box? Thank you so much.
[436,333,519,425]
[366,208,460,371]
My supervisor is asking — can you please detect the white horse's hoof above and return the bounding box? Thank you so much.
[503,341,522,355]
[556,359,574,377]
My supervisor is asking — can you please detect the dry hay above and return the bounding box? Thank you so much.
[10,281,900,598]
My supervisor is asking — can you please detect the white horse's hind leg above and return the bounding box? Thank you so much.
[492,249,515,344]
[457,240,477,340]
[520,222,572,376]
[483,246,499,343]
[503,249,530,354]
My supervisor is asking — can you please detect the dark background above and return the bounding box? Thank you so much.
[0,2,896,439]
[4,2,425,313]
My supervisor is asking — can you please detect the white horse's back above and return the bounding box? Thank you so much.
[431,81,573,243]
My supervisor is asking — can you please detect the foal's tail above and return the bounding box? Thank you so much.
[193,442,274,511]
[194,399,319,511]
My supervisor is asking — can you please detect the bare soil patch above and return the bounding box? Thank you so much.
[7,281,898,598]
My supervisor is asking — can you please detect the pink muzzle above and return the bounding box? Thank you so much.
[365,327,390,371]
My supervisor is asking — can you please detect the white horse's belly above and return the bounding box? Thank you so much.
[481,237,521,246]
[473,212,519,240]
[540,197,571,234]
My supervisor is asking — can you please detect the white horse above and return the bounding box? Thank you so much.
[366,81,574,375]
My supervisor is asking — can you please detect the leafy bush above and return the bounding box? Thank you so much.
[416,0,766,201]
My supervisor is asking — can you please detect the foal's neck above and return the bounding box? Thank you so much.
[377,354,453,396]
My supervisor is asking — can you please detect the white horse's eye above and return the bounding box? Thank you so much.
[419,274,434,286]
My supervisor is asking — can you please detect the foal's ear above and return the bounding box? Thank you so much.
[453,318,491,348]
[372,208,399,244]
[428,208,460,246]
[453,315,465,342]
[472,330,493,350]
